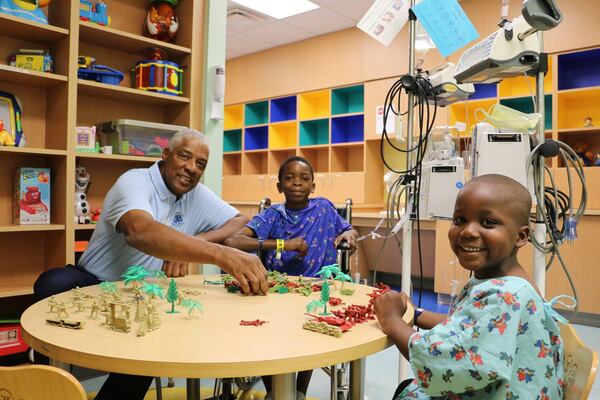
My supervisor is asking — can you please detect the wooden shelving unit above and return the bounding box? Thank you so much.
[0,0,205,301]
[0,64,67,87]
[223,84,380,203]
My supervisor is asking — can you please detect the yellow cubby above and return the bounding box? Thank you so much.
[498,59,553,98]
[448,98,497,133]
[298,90,330,120]
[224,104,244,130]
[557,87,600,130]
[269,121,297,149]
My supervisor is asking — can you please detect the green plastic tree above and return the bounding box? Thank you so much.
[122,265,150,290]
[166,278,179,314]
[335,272,354,295]
[99,281,118,295]
[142,282,164,299]
[316,264,341,281]
[182,298,204,318]
[320,280,331,315]
[151,269,167,283]
[306,299,325,314]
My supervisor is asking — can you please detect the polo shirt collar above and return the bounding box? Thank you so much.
[150,161,177,201]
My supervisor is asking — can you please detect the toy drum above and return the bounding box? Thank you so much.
[134,60,183,96]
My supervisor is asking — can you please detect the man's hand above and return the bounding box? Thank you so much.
[335,230,358,254]
[285,238,308,257]
[220,247,269,295]
[162,260,189,277]
[374,291,410,334]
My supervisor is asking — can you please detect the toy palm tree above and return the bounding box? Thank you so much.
[335,272,354,295]
[306,299,325,314]
[122,265,150,291]
[166,278,179,314]
[142,282,164,300]
[99,281,118,295]
[151,269,167,283]
[182,298,203,318]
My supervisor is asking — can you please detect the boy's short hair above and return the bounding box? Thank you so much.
[278,156,314,182]
[467,174,532,226]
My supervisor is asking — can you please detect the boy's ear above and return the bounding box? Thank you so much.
[276,182,283,193]
[515,225,530,249]
[311,181,315,193]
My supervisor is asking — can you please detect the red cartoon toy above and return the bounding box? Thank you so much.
[146,0,179,42]
[20,186,48,215]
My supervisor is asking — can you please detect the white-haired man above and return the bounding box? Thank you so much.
[34,128,268,399]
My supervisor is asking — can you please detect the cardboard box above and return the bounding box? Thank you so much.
[14,167,51,225]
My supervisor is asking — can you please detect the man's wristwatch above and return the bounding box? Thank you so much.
[258,239,264,251]
[414,307,425,325]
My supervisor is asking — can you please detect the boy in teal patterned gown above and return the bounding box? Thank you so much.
[375,174,567,399]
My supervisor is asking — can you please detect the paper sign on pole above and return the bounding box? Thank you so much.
[357,0,410,47]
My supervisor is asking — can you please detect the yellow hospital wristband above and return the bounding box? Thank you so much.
[276,239,285,259]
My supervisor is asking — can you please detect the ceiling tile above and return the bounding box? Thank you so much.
[226,9,272,33]
[226,48,242,59]
[329,0,373,21]
[245,21,315,46]
[311,0,347,6]
[286,7,355,35]
[226,33,274,54]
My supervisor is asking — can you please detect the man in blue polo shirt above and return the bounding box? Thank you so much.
[33,128,268,400]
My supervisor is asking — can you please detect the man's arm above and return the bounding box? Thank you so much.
[117,210,268,294]
[196,214,248,244]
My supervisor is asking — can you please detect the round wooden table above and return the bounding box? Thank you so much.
[22,275,413,399]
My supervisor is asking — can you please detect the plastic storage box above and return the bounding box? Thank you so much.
[98,119,187,156]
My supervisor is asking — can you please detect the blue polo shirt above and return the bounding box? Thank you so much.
[79,161,238,281]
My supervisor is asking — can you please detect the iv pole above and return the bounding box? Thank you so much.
[533,31,547,296]
[399,0,417,382]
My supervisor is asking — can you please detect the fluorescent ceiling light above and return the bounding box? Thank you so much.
[230,0,319,19]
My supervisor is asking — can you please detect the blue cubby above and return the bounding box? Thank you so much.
[270,96,297,122]
[244,126,268,150]
[469,83,498,100]
[245,101,269,126]
[223,129,242,152]
[332,85,364,115]
[331,115,364,144]
[558,48,600,90]
[300,119,329,146]
[500,95,553,129]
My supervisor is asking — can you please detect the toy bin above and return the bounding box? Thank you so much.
[98,119,186,156]
[78,64,124,85]
[0,321,29,365]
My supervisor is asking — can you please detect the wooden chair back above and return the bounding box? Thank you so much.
[0,364,87,400]
[561,323,598,400]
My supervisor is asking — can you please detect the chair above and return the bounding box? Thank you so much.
[0,364,87,400]
[560,323,598,400]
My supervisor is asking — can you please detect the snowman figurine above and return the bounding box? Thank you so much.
[75,165,91,224]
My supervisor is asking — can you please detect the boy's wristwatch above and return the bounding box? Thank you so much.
[258,239,264,251]
[414,308,425,325]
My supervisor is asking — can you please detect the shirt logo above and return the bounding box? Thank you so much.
[172,211,184,227]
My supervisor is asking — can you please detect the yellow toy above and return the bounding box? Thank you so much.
[0,119,15,146]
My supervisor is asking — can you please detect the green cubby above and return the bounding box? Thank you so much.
[223,129,242,152]
[244,101,269,126]
[300,119,329,146]
[499,95,553,129]
[331,85,364,115]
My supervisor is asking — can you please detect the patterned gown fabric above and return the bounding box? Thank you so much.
[396,276,565,400]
